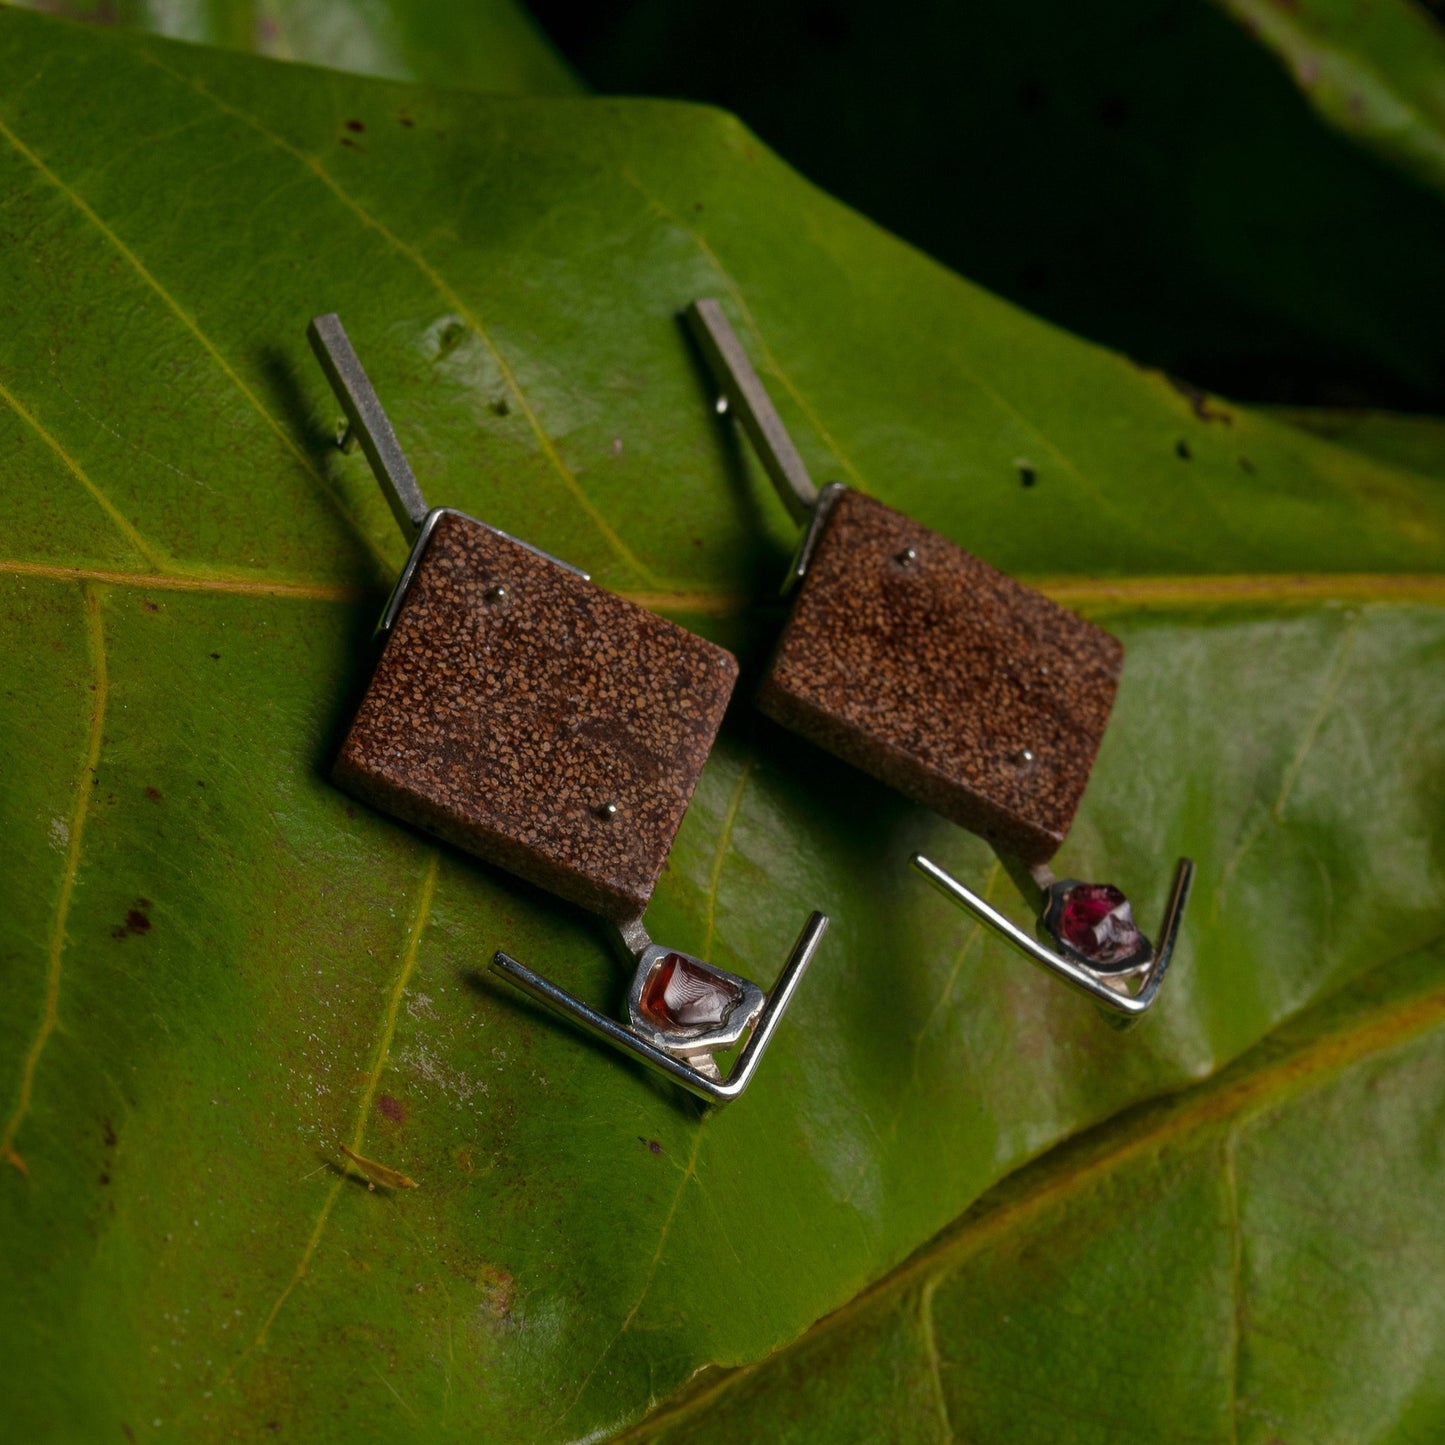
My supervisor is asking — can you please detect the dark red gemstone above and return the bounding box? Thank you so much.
[639,954,742,1031]
[1056,883,1144,966]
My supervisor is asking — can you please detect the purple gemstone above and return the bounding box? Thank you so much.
[1053,883,1145,967]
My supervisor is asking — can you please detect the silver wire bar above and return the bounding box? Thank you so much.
[910,855,1195,1021]
[491,911,829,1103]
[684,298,819,527]
[308,313,430,540]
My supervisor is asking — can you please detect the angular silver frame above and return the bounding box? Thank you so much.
[910,854,1194,1021]
[492,912,829,1102]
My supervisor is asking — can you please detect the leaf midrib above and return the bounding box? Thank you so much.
[4,557,1444,614]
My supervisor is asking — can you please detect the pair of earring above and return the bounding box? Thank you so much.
[308,306,1192,1105]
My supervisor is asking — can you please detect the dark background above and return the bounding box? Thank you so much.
[527,0,1445,411]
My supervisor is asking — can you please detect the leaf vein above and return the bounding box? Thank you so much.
[0,372,166,571]
[1214,613,1362,917]
[1,583,108,1174]
[225,849,439,1372]
[919,1277,956,1443]
[702,757,755,962]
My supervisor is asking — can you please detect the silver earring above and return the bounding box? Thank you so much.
[310,313,827,1098]
[685,298,1191,1020]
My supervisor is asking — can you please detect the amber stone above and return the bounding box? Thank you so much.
[639,953,743,1031]
[758,488,1122,864]
[334,512,738,921]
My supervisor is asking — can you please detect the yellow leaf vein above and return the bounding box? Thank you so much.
[1,583,108,1175]
[0,372,167,572]
[226,849,439,1373]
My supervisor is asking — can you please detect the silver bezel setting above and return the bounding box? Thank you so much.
[624,945,766,1058]
[1039,878,1155,977]
[491,912,829,1103]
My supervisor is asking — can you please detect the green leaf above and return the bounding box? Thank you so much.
[0,9,1441,1441]
[633,947,1445,1443]
[4,0,582,93]
[1271,406,1445,482]
[1213,0,1445,199]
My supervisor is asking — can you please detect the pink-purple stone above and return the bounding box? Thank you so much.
[1055,883,1144,966]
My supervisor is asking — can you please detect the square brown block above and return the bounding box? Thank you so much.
[757,488,1122,864]
[335,511,738,921]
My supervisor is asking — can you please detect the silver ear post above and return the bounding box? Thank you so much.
[491,911,829,1102]
[684,298,845,589]
[308,314,588,636]
[910,854,1194,1024]
[308,312,430,540]
[684,298,819,526]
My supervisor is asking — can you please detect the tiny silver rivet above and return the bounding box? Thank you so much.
[715,396,729,416]
[1015,748,1036,766]
[484,584,508,603]
[597,802,619,821]
[896,546,918,567]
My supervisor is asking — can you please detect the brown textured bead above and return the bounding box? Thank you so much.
[757,488,1122,864]
[335,512,738,920]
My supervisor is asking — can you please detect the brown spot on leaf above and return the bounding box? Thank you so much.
[1167,375,1233,424]
[340,136,364,152]
[377,1094,405,1124]
[1176,439,1192,460]
[111,902,151,940]
[142,599,159,613]
[340,1143,416,1189]
[210,652,220,660]
[144,786,162,803]
[398,112,415,128]
[477,1264,514,1320]
[345,119,366,133]
[103,1118,117,1148]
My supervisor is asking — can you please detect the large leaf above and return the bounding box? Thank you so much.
[633,945,1445,1443]
[0,9,1442,1441]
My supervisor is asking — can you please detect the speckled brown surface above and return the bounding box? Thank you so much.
[335,512,738,921]
[758,488,1122,864]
